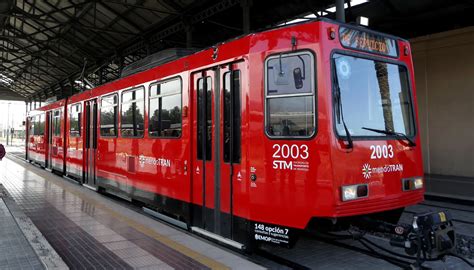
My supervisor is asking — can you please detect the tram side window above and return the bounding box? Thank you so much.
[32,116,37,135]
[38,114,45,135]
[100,94,118,137]
[223,70,241,163]
[265,52,316,137]
[28,117,34,136]
[149,78,182,138]
[121,88,145,137]
[53,110,61,136]
[70,104,81,137]
[33,116,40,135]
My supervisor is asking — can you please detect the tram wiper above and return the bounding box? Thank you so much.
[333,70,353,149]
[362,127,416,147]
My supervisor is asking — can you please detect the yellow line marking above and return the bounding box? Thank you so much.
[7,157,230,270]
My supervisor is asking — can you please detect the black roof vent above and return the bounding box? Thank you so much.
[121,48,198,78]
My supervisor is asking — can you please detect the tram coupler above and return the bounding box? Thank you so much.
[355,211,456,260]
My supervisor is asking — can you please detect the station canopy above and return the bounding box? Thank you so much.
[0,0,472,102]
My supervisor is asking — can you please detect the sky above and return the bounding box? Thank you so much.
[0,100,26,131]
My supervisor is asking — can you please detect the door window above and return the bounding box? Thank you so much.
[197,76,212,161]
[70,104,81,137]
[265,51,316,138]
[223,70,241,163]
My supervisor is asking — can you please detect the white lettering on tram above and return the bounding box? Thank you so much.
[138,155,171,167]
[272,144,310,171]
[361,163,403,179]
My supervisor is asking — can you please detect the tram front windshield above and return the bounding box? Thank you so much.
[333,54,415,138]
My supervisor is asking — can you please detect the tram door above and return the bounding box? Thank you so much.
[47,111,53,169]
[84,99,98,188]
[192,62,243,241]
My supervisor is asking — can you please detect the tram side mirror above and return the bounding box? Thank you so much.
[293,67,303,89]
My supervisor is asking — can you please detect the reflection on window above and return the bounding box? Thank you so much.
[53,110,61,136]
[267,53,312,96]
[121,88,144,137]
[28,117,34,136]
[70,104,81,137]
[39,114,45,135]
[32,116,37,135]
[100,94,118,137]
[333,54,414,137]
[33,115,45,136]
[267,96,314,136]
[149,78,182,138]
[197,77,212,160]
[223,70,241,163]
[265,51,315,138]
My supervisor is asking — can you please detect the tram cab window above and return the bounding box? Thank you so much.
[149,78,182,138]
[53,110,61,136]
[121,88,145,137]
[265,51,315,138]
[332,54,415,138]
[100,94,118,137]
[70,104,81,137]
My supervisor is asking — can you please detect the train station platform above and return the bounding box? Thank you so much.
[1,147,473,270]
[0,152,264,270]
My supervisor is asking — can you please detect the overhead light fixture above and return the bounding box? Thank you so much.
[357,16,369,26]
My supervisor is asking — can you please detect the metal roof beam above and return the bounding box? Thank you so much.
[1,21,84,68]
[161,0,184,13]
[103,0,180,15]
[30,1,98,59]
[1,11,60,24]
[41,2,90,18]
[75,24,138,36]
[3,38,75,78]
[98,2,143,32]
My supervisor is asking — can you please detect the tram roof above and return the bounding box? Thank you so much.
[1,0,472,102]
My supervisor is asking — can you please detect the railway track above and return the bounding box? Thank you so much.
[405,200,474,226]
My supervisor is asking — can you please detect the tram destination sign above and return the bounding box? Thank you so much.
[339,26,398,57]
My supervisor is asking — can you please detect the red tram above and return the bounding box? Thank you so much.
[26,18,424,248]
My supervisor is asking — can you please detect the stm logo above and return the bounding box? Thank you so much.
[362,163,372,179]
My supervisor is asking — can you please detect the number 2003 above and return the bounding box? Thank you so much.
[370,145,394,159]
[273,144,309,159]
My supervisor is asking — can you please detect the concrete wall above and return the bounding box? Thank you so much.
[411,27,474,178]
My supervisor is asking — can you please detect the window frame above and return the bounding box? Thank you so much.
[330,49,417,141]
[223,70,241,164]
[264,50,317,139]
[100,93,119,138]
[28,116,35,136]
[69,103,82,137]
[148,76,183,139]
[33,115,39,136]
[53,109,61,136]
[38,113,45,136]
[120,86,145,138]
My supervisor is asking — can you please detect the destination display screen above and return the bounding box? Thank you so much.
[339,26,398,57]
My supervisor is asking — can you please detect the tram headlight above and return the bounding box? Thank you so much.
[413,177,424,189]
[402,177,424,191]
[341,184,368,201]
